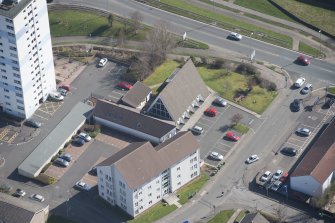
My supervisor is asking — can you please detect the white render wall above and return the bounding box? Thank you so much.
[0,0,56,118]
[290,175,322,197]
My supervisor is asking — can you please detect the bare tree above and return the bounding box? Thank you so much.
[107,14,114,27]
[117,28,126,47]
[129,11,143,34]
[274,205,287,223]
[230,113,243,126]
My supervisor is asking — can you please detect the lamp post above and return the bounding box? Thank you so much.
[318,30,322,58]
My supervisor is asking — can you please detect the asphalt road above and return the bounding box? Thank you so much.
[53,0,335,85]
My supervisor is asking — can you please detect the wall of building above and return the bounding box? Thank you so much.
[290,175,322,197]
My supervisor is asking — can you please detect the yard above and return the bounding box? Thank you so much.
[176,174,210,204]
[207,210,235,223]
[143,60,180,87]
[128,202,177,223]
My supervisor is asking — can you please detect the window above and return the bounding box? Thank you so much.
[14,80,21,84]
[15,86,22,91]
[157,195,161,199]
[5,102,10,105]
[6,25,14,30]
[10,46,17,51]
[4,89,9,92]
[5,95,10,99]
[5,18,12,23]
[17,106,24,110]
[1,75,7,79]
[177,174,181,178]
[149,201,152,204]
[177,167,180,171]
[17,99,23,104]
[13,73,20,78]
[177,182,181,185]
[16,93,23,97]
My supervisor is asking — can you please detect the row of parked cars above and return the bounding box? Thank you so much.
[260,169,289,192]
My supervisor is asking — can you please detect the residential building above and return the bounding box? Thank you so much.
[146,59,210,127]
[0,0,56,119]
[0,192,49,223]
[291,118,335,197]
[121,81,151,109]
[240,212,270,223]
[93,99,177,144]
[97,131,200,217]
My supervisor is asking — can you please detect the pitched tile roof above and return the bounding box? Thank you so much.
[121,81,152,108]
[151,59,210,121]
[240,213,270,223]
[291,118,335,183]
[98,131,199,189]
[93,99,175,138]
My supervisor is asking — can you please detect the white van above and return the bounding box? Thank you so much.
[98,58,108,67]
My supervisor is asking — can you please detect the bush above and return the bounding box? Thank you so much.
[235,63,258,75]
[210,58,226,69]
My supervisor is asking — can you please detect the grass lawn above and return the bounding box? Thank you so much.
[128,202,177,223]
[177,174,209,204]
[235,210,248,222]
[273,0,335,36]
[47,215,77,223]
[143,60,180,87]
[328,87,335,95]
[232,123,249,134]
[208,210,235,223]
[198,67,277,114]
[299,42,324,58]
[234,0,294,22]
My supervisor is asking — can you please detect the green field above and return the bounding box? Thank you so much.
[208,210,235,223]
[177,174,209,204]
[143,60,180,87]
[128,203,177,223]
[299,42,324,57]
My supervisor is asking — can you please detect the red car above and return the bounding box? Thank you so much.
[58,84,71,92]
[204,107,217,117]
[225,131,239,141]
[297,55,311,66]
[117,81,133,90]
[279,172,289,183]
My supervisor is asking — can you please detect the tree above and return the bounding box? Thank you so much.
[230,113,243,126]
[129,11,143,34]
[107,14,114,27]
[117,28,126,47]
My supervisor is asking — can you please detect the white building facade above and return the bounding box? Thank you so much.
[0,0,56,119]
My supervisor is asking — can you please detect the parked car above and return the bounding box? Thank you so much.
[49,92,64,101]
[213,96,227,106]
[279,172,289,183]
[204,107,218,117]
[322,98,335,109]
[271,180,282,191]
[290,99,301,112]
[57,88,68,96]
[294,77,306,88]
[296,127,311,136]
[117,81,133,90]
[260,171,272,182]
[273,170,283,180]
[75,181,91,191]
[54,158,69,167]
[297,55,311,65]
[72,137,85,146]
[78,132,91,142]
[58,84,71,92]
[190,125,204,135]
[281,147,297,156]
[90,166,97,176]
[13,188,26,197]
[228,32,242,40]
[60,153,72,162]
[225,131,239,141]
[301,83,312,94]
[30,194,45,202]
[246,155,259,164]
[210,151,224,161]
[98,58,108,67]
[25,118,41,128]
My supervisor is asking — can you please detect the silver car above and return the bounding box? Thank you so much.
[190,125,204,135]
[301,83,312,94]
[213,96,227,107]
[30,194,45,202]
[54,158,69,167]
[296,127,311,136]
[25,118,41,128]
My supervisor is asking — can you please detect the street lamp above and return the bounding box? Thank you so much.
[318,30,322,58]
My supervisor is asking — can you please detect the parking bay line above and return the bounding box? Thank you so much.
[285,141,302,148]
[289,137,307,143]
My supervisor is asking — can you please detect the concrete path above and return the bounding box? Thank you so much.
[227,209,241,223]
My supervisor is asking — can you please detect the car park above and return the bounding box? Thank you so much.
[117,81,133,90]
[294,77,306,88]
[228,32,242,40]
[290,99,301,112]
[13,188,26,197]
[58,84,71,92]
[25,118,41,128]
[273,170,283,180]
[297,55,311,65]
[271,180,282,191]
[78,132,92,142]
[246,155,259,164]
[281,147,297,156]
[190,125,204,135]
[210,152,224,161]
[49,92,64,101]
[204,107,218,117]
[98,58,108,67]
[75,181,91,191]
[213,96,227,106]
[30,194,45,202]
[225,131,239,141]
[260,171,272,182]
[54,158,69,167]
[60,153,72,162]
[322,98,335,109]
[72,137,85,146]
[57,88,68,96]
[296,127,311,136]
[301,83,312,94]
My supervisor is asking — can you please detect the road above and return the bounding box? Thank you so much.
[53,0,335,85]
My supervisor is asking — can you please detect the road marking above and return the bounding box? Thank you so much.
[33,113,48,120]
[196,122,211,128]
[216,141,232,148]
[299,123,316,129]
[289,137,306,143]
[285,141,301,148]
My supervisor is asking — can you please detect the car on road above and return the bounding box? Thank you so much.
[281,147,297,156]
[273,170,283,180]
[228,32,242,41]
[322,98,335,109]
[204,107,218,117]
[260,171,272,182]
[78,132,92,142]
[246,155,259,164]
[13,188,26,197]
[301,83,312,94]
[271,180,282,191]
[75,181,91,191]
[25,118,41,128]
[57,88,68,96]
[294,77,306,88]
[213,96,227,107]
[296,127,311,136]
[72,137,85,146]
[60,153,72,162]
[297,55,311,66]
[54,158,69,167]
[290,99,301,112]
[190,125,204,135]
[98,58,108,67]
[209,152,224,161]
[225,131,239,141]
[49,92,64,101]
[30,194,45,202]
[117,81,133,90]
